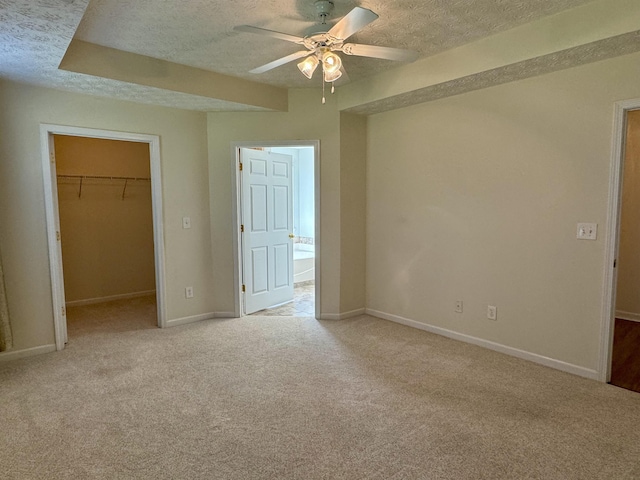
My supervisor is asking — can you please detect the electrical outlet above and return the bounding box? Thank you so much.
[455,300,463,313]
[185,286,194,299]
[487,305,497,320]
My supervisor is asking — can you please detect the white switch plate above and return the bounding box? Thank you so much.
[455,300,463,313]
[182,216,191,229]
[185,286,194,299]
[576,223,597,240]
[487,305,497,320]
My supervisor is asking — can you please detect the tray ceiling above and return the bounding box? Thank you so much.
[74,0,594,88]
[1,0,638,113]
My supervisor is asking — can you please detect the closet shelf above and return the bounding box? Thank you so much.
[57,174,151,181]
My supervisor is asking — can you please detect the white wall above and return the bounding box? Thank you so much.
[0,80,213,351]
[366,51,640,374]
[297,148,315,240]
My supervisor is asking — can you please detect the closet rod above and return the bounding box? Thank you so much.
[57,174,150,199]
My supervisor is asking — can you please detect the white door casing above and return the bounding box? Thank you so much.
[42,133,68,346]
[41,124,167,351]
[241,148,294,314]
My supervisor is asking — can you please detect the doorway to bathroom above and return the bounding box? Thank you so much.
[233,141,319,318]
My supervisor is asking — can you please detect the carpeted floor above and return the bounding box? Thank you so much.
[2,297,640,479]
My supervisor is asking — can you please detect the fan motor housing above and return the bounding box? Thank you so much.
[315,0,334,22]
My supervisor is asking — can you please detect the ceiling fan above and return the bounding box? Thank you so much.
[234,1,418,101]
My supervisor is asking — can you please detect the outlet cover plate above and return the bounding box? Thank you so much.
[576,223,597,240]
[455,300,463,313]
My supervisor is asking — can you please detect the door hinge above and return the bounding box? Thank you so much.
[614,259,617,268]
[239,162,243,171]
[56,231,61,241]
[242,284,246,293]
[62,306,66,316]
[240,224,244,233]
[50,153,55,164]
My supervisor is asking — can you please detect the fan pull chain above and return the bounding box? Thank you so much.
[322,77,326,104]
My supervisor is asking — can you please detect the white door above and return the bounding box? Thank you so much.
[241,148,294,314]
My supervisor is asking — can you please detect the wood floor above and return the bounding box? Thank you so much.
[610,318,640,393]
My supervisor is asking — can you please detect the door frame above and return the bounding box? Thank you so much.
[40,124,167,350]
[599,98,640,382]
[231,140,321,319]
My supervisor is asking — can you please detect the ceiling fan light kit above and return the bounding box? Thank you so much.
[321,50,341,73]
[323,66,342,83]
[234,3,418,103]
[297,56,319,79]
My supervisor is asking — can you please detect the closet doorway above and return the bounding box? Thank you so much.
[609,108,640,393]
[41,125,166,350]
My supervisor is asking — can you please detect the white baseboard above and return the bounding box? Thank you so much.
[615,310,640,323]
[213,312,237,318]
[166,312,217,328]
[365,308,599,381]
[320,308,366,320]
[0,344,56,362]
[66,290,156,307]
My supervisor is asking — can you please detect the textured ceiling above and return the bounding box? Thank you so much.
[75,0,595,88]
[0,0,267,111]
[0,0,630,113]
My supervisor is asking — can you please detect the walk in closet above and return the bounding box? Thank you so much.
[54,135,155,307]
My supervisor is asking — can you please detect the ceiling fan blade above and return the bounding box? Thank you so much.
[341,43,418,62]
[234,25,304,44]
[249,50,312,74]
[327,7,378,41]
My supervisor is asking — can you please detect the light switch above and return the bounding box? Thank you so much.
[182,216,191,229]
[576,223,597,240]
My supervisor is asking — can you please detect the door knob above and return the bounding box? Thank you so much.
[289,233,295,238]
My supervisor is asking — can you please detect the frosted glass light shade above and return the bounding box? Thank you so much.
[321,51,342,74]
[297,56,319,79]
[323,68,342,82]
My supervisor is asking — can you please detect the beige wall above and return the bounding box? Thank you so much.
[366,51,640,371]
[207,89,367,316]
[54,136,151,177]
[3,49,637,370]
[616,109,640,318]
[0,80,212,350]
[55,135,155,303]
[339,113,367,313]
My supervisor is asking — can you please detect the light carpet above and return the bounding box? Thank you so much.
[1,296,640,479]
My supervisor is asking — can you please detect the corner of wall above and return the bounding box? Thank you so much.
[339,112,368,313]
